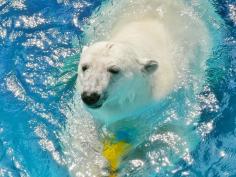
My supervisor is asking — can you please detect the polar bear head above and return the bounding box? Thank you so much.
[77,41,158,110]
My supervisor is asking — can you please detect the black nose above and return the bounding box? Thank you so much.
[81,92,101,106]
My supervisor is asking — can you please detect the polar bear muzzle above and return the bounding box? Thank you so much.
[81,91,103,108]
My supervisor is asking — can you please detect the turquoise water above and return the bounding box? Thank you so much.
[0,0,236,177]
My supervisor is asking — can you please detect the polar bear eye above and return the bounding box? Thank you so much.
[81,64,89,72]
[108,66,120,74]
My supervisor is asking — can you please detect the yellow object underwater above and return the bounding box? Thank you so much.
[103,139,131,177]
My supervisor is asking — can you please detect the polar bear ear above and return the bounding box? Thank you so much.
[142,60,159,74]
[82,46,88,53]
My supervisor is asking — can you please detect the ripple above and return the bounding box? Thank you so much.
[5,74,26,101]
[229,4,236,25]
[17,13,47,29]
[0,26,7,39]
[34,124,65,165]
[11,0,26,10]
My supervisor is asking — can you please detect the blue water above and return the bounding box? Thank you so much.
[0,0,236,177]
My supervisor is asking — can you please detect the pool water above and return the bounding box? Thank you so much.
[0,0,236,177]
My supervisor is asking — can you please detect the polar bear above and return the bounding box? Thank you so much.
[74,0,214,176]
[77,18,209,124]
